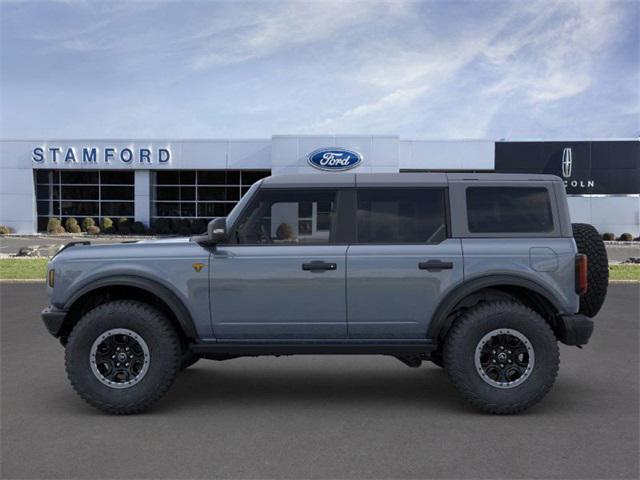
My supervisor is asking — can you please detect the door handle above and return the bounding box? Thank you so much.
[302,261,337,272]
[419,260,454,271]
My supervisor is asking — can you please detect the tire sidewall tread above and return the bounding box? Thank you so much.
[65,300,181,415]
[444,301,559,414]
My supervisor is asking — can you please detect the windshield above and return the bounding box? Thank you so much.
[225,180,262,229]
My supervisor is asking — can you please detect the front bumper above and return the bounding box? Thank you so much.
[556,314,594,346]
[41,306,68,337]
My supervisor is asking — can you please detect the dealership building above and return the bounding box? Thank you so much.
[0,136,638,235]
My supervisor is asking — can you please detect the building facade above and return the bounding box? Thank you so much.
[1,136,638,235]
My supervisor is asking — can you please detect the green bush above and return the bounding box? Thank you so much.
[152,218,172,235]
[0,224,13,235]
[64,218,81,234]
[82,217,95,231]
[191,219,207,235]
[46,218,62,233]
[618,233,634,242]
[51,225,66,235]
[170,218,191,236]
[116,217,131,234]
[101,217,114,233]
[602,232,615,241]
[86,225,101,235]
[131,221,146,234]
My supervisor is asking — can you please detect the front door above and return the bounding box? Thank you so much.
[346,188,464,339]
[210,188,348,339]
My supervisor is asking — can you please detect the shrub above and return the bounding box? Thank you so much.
[153,218,172,235]
[51,225,66,235]
[618,233,634,242]
[131,221,146,234]
[46,218,62,233]
[171,218,191,236]
[116,217,131,234]
[86,225,101,235]
[64,218,81,234]
[602,232,615,241]
[101,217,114,233]
[0,224,13,235]
[191,219,207,235]
[82,217,95,231]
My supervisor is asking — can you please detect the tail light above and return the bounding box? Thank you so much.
[575,254,588,295]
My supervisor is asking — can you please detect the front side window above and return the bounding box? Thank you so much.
[466,187,554,233]
[233,189,338,245]
[356,188,447,243]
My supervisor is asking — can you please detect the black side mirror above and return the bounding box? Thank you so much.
[207,217,227,244]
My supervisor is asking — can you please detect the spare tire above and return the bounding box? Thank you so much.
[572,223,609,317]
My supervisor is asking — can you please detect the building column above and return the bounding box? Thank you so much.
[134,170,151,227]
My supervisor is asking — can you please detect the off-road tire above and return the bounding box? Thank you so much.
[180,350,200,370]
[65,300,181,414]
[444,301,559,414]
[572,223,609,317]
[429,350,444,368]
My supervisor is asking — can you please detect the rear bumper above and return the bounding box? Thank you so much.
[557,314,594,346]
[41,306,68,337]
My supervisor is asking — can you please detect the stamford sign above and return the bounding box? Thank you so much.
[308,147,362,171]
[32,146,171,165]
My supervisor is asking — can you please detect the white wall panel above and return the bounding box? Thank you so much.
[227,140,271,169]
[400,140,494,170]
[568,196,639,235]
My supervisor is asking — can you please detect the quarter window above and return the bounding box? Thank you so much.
[233,190,338,245]
[356,189,447,243]
[466,187,554,233]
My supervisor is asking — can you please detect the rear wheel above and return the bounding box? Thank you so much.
[444,301,559,414]
[65,300,181,414]
[572,223,609,317]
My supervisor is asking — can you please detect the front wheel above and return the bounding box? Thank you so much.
[65,300,181,414]
[444,301,559,414]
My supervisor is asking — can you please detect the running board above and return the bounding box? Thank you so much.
[190,340,436,357]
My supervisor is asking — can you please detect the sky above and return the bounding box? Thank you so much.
[1,0,638,140]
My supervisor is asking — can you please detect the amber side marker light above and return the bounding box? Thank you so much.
[575,254,588,295]
[48,269,55,288]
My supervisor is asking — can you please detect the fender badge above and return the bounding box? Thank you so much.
[192,263,205,272]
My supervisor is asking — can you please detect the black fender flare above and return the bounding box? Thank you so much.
[63,275,198,339]
[426,274,564,341]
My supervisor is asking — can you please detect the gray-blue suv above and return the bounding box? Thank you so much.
[42,173,609,414]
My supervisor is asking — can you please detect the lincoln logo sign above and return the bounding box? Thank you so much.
[32,146,171,165]
[308,148,362,171]
[562,147,572,178]
[560,147,595,188]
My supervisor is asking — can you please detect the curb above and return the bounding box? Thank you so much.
[0,279,46,283]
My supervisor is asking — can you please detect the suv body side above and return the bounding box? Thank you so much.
[206,173,579,341]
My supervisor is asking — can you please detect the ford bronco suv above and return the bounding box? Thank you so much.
[42,173,608,414]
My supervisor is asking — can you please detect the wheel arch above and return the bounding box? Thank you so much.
[427,275,565,342]
[59,275,197,343]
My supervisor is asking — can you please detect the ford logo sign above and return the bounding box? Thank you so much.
[307,148,362,171]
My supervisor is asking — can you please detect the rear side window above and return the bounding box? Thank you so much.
[356,188,447,243]
[466,187,554,233]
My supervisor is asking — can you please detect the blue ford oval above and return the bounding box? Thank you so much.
[307,148,362,171]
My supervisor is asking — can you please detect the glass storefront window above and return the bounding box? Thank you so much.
[151,169,270,223]
[35,169,134,231]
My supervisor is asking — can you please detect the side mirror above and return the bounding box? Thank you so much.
[207,217,227,244]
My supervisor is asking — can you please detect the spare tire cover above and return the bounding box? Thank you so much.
[572,223,609,317]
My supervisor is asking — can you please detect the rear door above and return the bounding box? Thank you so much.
[346,187,463,339]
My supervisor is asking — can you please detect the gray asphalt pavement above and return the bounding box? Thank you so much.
[1,283,638,479]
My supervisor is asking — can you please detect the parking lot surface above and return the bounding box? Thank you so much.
[1,283,638,479]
